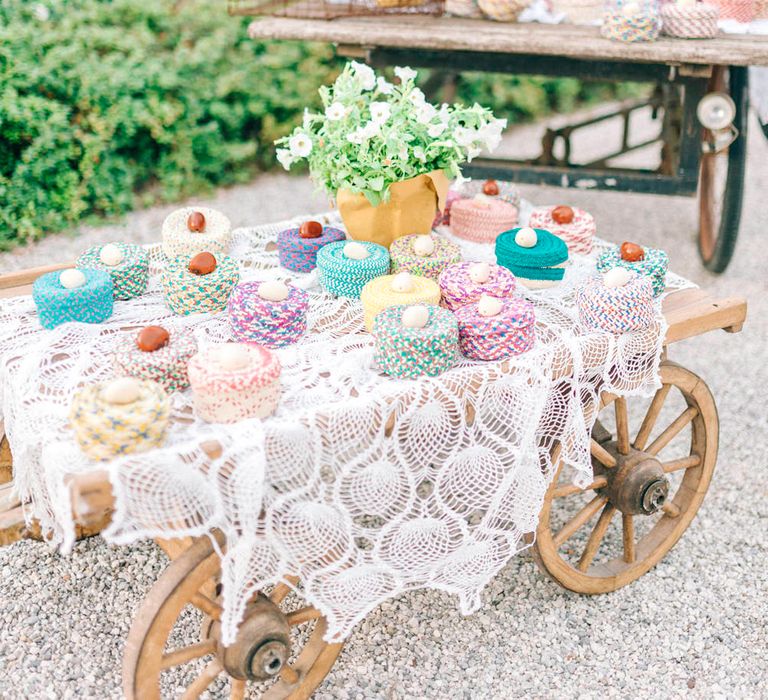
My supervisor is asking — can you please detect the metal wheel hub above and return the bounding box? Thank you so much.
[596,443,669,516]
[206,593,292,681]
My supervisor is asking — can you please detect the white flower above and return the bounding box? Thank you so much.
[394,66,418,83]
[288,133,313,158]
[408,88,426,106]
[413,147,426,162]
[276,148,294,170]
[427,122,446,138]
[478,118,506,152]
[416,103,437,125]
[351,61,376,90]
[453,171,471,188]
[453,127,476,148]
[325,102,346,121]
[466,147,481,162]
[302,109,312,130]
[398,146,409,160]
[360,121,381,139]
[369,102,391,124]
[376,77,394,95]
[33,3,50,20]
[438,104,451,124]
[347,121,380,145]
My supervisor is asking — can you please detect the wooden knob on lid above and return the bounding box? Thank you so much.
[412,235,435,257]
[468,262,491,284]
[478,294,503,317]
[391,271,415,293]
[136,326,170,352]
[482,179,500,196]
[99,243,124,266]
[187,211,206,232]
[215,343,251,371]
[343,242,369,260]
[258,280,289,302]
[514,227,538,248]
[402,304,430,329]
[299,221,323,239]
[620,241,645,262]
[603,267,635,288]
[188,252,217,275]
[551,205,574,224]
[102,377,142,405]
[60,269,86,289]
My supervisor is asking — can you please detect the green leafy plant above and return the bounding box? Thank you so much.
[275,63,506,206]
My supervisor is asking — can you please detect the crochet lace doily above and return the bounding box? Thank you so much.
[0,209,695,644]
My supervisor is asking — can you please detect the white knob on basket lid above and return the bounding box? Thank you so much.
[472,193,492,209]
[215,343,251,371]
[99,243,124,267]
[401,304,430,329]
[343,241,369,260]
[102,377,142,405]
[514,227,538,248]
[391,271,415,293]
[603,267,635,288]
[468,262,491,284]
[412,235,435,257]
[478,293,504,317]
[59,268,87,290]
[622,1,641,16]
[258,280,289,302]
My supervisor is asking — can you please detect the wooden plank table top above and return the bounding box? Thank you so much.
[247,16,768,67]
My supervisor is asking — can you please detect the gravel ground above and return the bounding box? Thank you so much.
[1,113,767,699]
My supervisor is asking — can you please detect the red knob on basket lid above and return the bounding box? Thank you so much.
[188,252,217,275]
[551,205,574,224]
[187,211,206,232]
[136,326,170,352]
[299,221,324,239]
[482,179,500,196]
[620,241,645,262]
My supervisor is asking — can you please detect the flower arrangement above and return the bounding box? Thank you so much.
[275,62,507,206]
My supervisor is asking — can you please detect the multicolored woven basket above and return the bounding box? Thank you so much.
[77,242,149,300]
[32,269,114,329]
[660,2,719,37]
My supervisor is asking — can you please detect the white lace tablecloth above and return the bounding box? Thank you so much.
[0,211,694,644]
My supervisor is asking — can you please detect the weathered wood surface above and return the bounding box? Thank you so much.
[247,17,768,67]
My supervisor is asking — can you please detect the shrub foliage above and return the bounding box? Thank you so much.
[0,0,641,245]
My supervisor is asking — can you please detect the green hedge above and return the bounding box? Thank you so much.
[0,0,643,246]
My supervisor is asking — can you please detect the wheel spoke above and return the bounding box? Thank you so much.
[280,664,300,685]
[552,476,608,499]
[577,503,617,572]
[634,384,672,450]
[591,439,617,468]
[614,397,630,455]
[230,679,246,700]
[663,501,681,518]
[191,593,222,621]
[646,406,698,456]
[286,606,322,626]
[663,455,701,472]
[622,514,636,564]
[553,494,607,547]
[160,639,216,670]
[181,659,223,700]
[270,575,300,604]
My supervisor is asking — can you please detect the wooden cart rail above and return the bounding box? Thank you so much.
[247,17,768,67]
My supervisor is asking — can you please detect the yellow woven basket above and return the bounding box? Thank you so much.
[477,0,529,21]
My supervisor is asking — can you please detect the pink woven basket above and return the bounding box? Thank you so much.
[660,3,719,37]
[709,0,754,20]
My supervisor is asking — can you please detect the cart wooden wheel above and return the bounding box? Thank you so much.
[697,65,749,273]
[123,535,343,699]
[533,361,718,594]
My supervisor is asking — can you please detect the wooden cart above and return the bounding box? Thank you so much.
[0,261,746,699]
[247,18,768,272]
